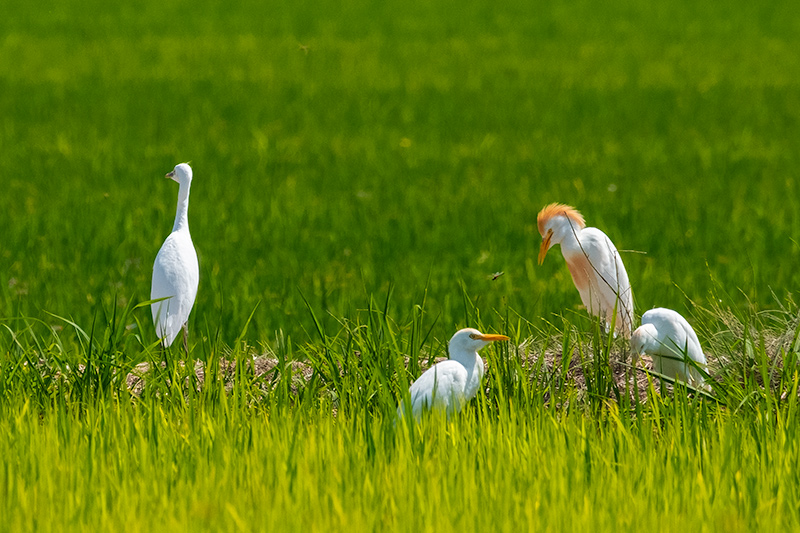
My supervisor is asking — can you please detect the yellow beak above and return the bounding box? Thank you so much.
[166,171,174,179]
[538,230,553,265]
[477,334,510,342]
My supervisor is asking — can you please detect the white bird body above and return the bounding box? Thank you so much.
[151,163,199,348]
[631,307,707,388]
[537,203,633,337]
[398,328,509,419]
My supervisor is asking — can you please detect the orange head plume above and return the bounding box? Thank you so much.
[537,203,586,264]
[536,203,586,236]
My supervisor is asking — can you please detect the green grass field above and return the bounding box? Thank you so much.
[2,0,800,530]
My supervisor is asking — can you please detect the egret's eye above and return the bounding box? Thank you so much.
[469,333,479,340]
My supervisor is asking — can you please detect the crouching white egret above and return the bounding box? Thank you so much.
[537,203,633,337]
[151,163,199,350]
[631,307,708,389]
[397,328,509,419]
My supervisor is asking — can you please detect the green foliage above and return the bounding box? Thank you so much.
[1,294,800,531]
[1,0,800,529]
[2,0,800,341]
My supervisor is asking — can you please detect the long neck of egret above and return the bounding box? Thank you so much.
[554,217,582,252]
[450,347,485,399]
[172,181,191,232]
[450,347,483,378]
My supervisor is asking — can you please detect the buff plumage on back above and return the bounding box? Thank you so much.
[537,203,586,235]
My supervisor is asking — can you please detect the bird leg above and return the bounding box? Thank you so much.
[182,322,189,355]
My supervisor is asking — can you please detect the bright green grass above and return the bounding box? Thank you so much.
[2,0,800,530]
[2,292,800,532]
[2,389,800,532]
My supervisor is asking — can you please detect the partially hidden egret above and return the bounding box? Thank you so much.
[631,307,708,389]
[397,328,509,419]
[151,163,199,350]
[537,203,633,337]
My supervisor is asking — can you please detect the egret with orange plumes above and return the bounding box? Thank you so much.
[398,328,509,420]
[537,203,633,337]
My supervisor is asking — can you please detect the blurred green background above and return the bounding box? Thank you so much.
[1,0,799,345]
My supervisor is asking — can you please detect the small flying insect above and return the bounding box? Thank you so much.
[489,271,504,281]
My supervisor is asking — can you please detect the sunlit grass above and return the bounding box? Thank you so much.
[1,380,799,532]
[2,293,800,530]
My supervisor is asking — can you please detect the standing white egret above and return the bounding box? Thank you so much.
[537,203,633,337]
[397,328,509,419]
[151,163,199,350]
[631,307,708,389]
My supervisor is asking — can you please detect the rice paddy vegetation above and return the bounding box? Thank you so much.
[1,0,800,530]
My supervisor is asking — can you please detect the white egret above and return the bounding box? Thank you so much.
[631,307,708,389]
[397,328,509,419]
[537,203,633,337]
[151,163,199,350]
